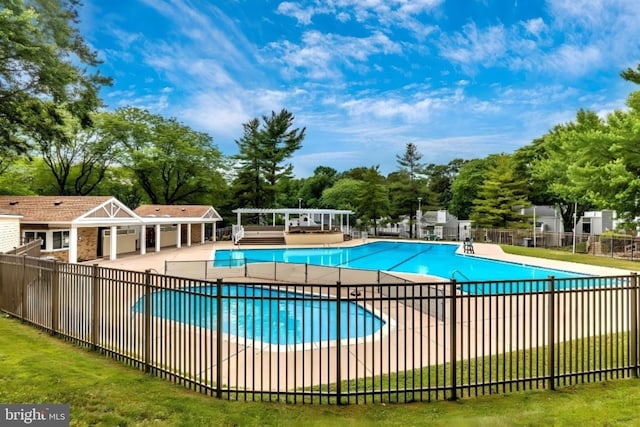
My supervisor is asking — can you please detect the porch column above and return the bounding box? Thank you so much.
[201,222,206,243]
[187,223,192,247]
[110,225,117,260]
[155,224,161,253]
[177,224,182,248]
[69,226,78,264]
[140,225,146,255]
[285,213,290,232]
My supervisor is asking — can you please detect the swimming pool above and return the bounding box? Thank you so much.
[213,241,583,282]
[132,284,386,348]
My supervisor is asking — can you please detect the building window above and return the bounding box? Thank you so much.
[24,231,47,249]
[52,230,70,249]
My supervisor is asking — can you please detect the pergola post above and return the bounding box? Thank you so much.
[140,225,147,255]
[69,226,78,263]
[109,225,117,260]
[155,224,161,253]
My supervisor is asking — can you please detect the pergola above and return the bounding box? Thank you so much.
[232,208,353,233]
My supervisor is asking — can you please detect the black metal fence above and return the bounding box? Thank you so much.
[474,228,640,261]
[0,253,638,404]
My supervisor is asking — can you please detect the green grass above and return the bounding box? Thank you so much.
[2,315,640,426]
[500,245,640,271]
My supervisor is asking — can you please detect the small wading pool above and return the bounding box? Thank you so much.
[132,284,387,348]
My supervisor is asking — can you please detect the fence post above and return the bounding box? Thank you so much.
[449,279,457,400]
[336,281,342,404]
[91,264,100,350]
[51,260,59,335]
[20,255,27,322]
[631,273,638,378]
[547,276,556,390]
[216,278,223,399]
[144,269,152,373]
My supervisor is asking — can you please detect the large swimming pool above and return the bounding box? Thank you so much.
[132,284,386,348]
[213,241,583,282]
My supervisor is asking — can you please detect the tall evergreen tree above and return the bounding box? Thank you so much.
[232,118,265,209]
[394,142,426,237]
[470,155,530,228]
[232,109,305,209]
[356,166,389,235]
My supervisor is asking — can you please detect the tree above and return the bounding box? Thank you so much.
[449,156,497,220]
[395,143,426,238]
[470,155,530,228]
[320,178,361,210]
[526,110,606,229]
[105,107,225,205]
[231,118,265,209]
[555,93,640,224]
[621,64,640,85]
[232,109,305,208]
[298,166,337,208]
[27,107,118,195]
[355,166,389,235]
[424,159,466,208]
[0,0,110,157]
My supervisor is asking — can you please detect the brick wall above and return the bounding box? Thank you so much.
[77,227,98,262]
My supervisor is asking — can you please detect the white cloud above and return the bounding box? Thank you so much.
[275,0,442,37]
[544,44,602,76]
[265,30,402,80]
[277,2,316,24]
[522,18,546,37]
[438,23,507,70]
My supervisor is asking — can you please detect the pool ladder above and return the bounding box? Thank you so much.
[450,269,470,281]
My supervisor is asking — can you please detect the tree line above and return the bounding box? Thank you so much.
[3,1,640,234]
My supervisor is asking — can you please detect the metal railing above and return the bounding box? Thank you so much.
[0,253,638,404]
[165,258,418,285]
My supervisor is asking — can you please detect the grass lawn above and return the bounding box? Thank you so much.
[2,315,640,426]
[500,245,640,271]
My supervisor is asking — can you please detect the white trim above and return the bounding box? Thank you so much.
[69,226,78,263]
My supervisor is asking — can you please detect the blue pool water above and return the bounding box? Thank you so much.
[213,241,583,282]
[132,285,385,345]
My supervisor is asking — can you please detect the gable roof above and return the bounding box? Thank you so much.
[0,196,112,222]
[0,196,144,227]
[0,196,222,227]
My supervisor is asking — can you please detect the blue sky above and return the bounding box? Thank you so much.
[80,0,640,177]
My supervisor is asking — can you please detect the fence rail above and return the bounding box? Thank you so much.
[0,253,638,404]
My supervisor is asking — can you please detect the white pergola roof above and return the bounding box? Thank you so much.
[232,208,353,215]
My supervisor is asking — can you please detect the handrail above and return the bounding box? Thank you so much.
[450,269,470,281]
[232,226,245,244]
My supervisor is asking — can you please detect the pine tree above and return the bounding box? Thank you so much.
[470,155,530,228]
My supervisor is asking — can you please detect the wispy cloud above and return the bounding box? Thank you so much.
[264,30,402,80]
[276,0,442,38]
[438,23,507,71]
